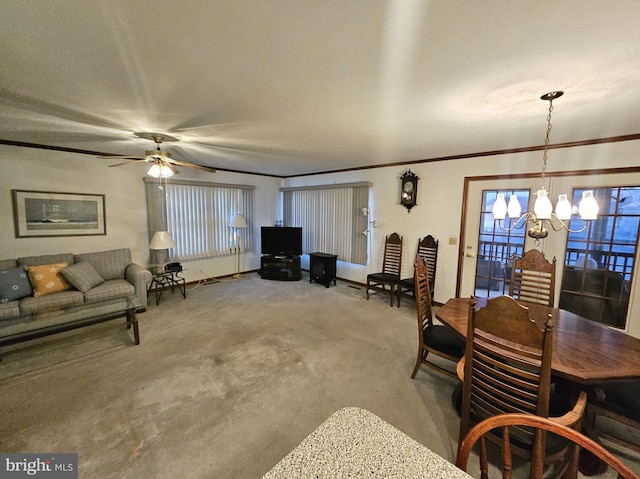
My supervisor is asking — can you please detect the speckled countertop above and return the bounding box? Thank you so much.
[261,407,473,479]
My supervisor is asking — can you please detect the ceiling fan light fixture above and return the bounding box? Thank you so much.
[147,161,174,178]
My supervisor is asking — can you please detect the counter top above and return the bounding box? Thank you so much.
[261,407,472,479]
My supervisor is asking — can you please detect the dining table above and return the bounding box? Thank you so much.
[436,297,640,385]
[437,296,640,475]
[261,407,473,479]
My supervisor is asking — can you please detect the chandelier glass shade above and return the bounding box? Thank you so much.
[492,91,599,240]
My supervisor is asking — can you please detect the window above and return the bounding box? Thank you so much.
[559,186,640,329]
[145,178,254,262]
[475,189,530,298]
[282,183,369,265]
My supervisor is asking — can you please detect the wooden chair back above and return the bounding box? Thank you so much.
[398,235,438,306]
[417,235,438,297]
[456,413,639,479]
[381,232,403,275]
[509,249,556,307]
[459,295,554,474]
[415,253,434,330]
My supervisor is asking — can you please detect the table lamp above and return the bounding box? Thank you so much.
[150,230,176,272]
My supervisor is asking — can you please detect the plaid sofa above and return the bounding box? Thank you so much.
[0,248,152,319]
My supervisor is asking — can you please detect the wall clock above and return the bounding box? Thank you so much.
[400,170,419,212]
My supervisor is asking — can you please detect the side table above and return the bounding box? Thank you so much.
[148,270,186,306]
[309,252,337,288]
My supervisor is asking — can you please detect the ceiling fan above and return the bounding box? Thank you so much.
[98,132,217,176]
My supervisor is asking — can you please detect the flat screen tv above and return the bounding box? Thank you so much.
[261,226,303,256]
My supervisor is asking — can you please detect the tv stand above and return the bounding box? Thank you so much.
[259,255,301,281]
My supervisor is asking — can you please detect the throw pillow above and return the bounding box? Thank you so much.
[61,261,105,293]
[25,262,71,297]
[0,265,34,302]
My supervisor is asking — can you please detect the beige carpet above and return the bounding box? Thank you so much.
[0,273,637,478]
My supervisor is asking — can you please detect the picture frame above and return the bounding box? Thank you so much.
[12,190,106,238]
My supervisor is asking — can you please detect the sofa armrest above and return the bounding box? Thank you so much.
[125,263,153,309]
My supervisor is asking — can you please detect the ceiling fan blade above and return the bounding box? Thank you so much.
[167,163,180,175]
[169,159,216,173]
[107,160,141,168]
[98,154,146,160]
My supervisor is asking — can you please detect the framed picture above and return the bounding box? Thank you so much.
[12,190,106,238]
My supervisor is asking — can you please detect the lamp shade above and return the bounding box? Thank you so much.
[150,230,176,250]
[147,163,174,178]
[534,189,553,220]
[579,190,599,220]
[507,194,522,218]
[555,194,573,221]
[229,214,247,228]
[492,194,507,220]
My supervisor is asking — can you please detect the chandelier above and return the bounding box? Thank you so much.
[492,91,599,240]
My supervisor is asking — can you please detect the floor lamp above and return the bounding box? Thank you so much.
[229,214,247,279]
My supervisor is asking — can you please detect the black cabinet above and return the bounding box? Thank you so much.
[309,252,337,288]
[259,255,301,281]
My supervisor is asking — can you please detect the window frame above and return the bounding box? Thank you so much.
[145,177,255,263]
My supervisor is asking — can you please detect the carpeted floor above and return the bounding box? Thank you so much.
[0,273,637,478]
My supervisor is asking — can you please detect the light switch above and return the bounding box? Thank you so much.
[448,237,457,245]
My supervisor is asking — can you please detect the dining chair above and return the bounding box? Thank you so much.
[410,253,465,380]
[456,413,639,479]
[584,379,640,454]
[458,295,587,478]
[397,235,438,306]
[509,249,556,307]
[365,232,403,307]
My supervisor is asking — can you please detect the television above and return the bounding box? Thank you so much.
[261,226,303,256]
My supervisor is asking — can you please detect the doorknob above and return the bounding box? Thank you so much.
[465,245,475,258]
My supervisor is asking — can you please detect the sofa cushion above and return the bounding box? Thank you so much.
[25,262,72,297]
[0,301,21,320]
[18,253,74,267]
[0,259,17,270]
[19,290,84,314]
[0,265,33,302]
[74,248,132,281]
[83,279,135,304]
[61,261,105,293]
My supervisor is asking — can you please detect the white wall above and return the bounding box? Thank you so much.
[3,140,640,337]
[0,145,281,282]
[283,139,640,337]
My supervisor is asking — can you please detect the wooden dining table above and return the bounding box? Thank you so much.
[436,297,640,385]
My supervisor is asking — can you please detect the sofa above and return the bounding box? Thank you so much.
[0,248,152,320]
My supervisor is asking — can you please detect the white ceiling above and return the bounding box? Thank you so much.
[2,1,640,177]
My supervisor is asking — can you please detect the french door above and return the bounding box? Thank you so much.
[459,172,640,333]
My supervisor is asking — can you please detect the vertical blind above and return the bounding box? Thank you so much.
[145,178,254,261]
[282,183,369,265]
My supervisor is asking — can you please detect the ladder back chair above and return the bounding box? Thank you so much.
[410,253,465,380]
[366,232,403,307]
[456,413,639,479]
[510,249,556,307]
[398,235,438,306]
[458,295,586,478]
[585,379,640,455]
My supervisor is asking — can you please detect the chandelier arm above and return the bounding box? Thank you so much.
[496,213,532,232]
[549,213,590,234]
[549,213,589,233]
